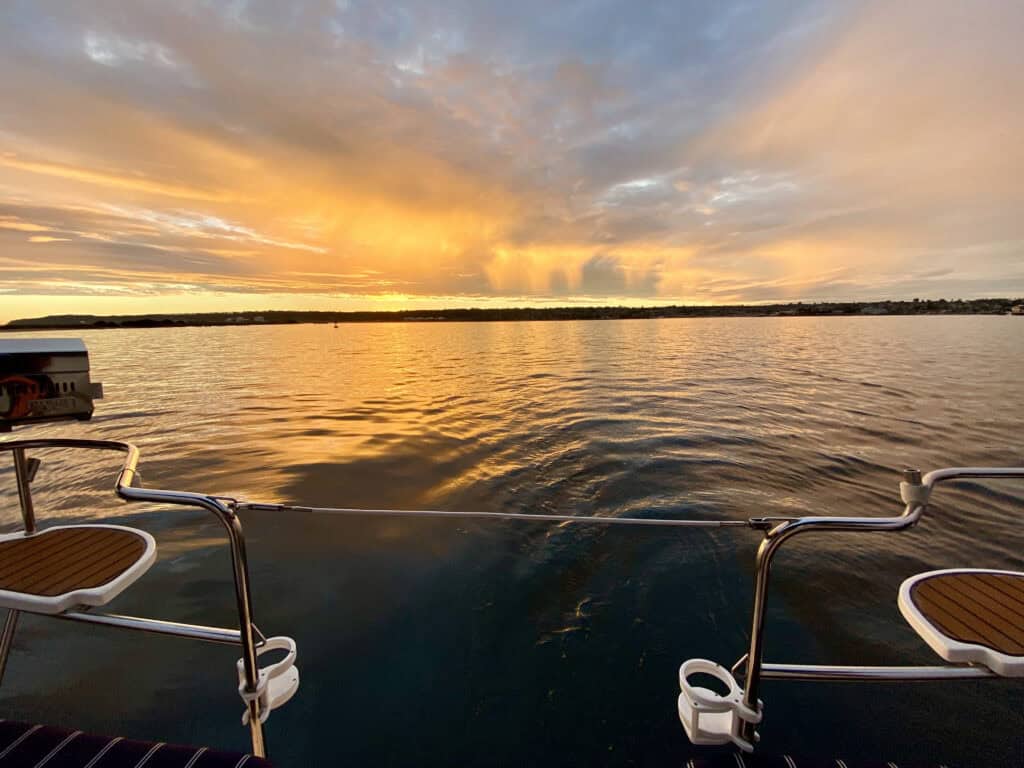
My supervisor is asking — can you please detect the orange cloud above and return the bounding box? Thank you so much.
[0,0,1022,322]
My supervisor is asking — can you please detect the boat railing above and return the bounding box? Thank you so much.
[232,464,1024,750]
[729,466,1024,748]
[3,437,1022,757]
[0,438,271,757]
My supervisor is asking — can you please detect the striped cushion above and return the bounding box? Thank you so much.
[687,754,949,767]
[0,720,272,767]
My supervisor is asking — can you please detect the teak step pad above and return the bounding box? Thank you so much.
[899,568,1024,677]
[0,525,156,614]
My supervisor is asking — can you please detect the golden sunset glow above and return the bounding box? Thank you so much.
[1,0,1022,322]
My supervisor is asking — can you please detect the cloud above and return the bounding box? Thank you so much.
[579,254,662,296]
[0,0,1021,321]
[580,254,627,294]
[548,268,569,295]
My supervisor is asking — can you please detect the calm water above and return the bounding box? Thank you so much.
[1,317,1023,766]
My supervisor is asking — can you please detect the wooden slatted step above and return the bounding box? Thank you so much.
[0,525,156,614]
[899,569,1024,677]
[911,573,1024,655]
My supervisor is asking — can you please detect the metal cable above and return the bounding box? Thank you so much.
[234,502,755,528]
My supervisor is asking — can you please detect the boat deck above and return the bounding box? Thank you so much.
[688,755,954,767]
[0,720,271,767]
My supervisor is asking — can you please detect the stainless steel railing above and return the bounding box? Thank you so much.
[734,465,1024,745]
[3,437,1021,756]
[0,439,268,757]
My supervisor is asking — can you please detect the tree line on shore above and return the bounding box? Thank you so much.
[5,297,1023,330]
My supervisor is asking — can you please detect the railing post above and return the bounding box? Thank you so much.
[0,610,20,686]
[12,448,36,533]
[739,533,783,745]
[217,504,266,757]
[2,449,35,690]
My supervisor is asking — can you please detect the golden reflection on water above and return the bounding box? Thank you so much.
[2,317,1023,549]
[1,317,1022,765]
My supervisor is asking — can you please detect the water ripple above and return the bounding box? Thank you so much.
[1,317,1022,766]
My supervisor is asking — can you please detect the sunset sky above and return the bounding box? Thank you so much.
[1,0,1022,322]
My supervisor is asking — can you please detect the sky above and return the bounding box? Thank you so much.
[1,0,1022,321]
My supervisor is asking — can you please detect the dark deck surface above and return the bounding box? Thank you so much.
[0,720,958,768]
[688,753,952,767]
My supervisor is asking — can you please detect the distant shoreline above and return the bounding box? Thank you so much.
[3,298,1023,331]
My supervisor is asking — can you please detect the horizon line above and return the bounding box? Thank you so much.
[5,297,1022,329]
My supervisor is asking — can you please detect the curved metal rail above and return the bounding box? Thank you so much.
[735,466,1024,744]
[236,502,756,528]
[0,438,268,757]
[4,437,1021,756]
[750,662,997,682]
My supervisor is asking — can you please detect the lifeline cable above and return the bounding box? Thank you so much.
[234,502,758,528]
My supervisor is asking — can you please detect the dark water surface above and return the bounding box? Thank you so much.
[1,317,1022,766]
